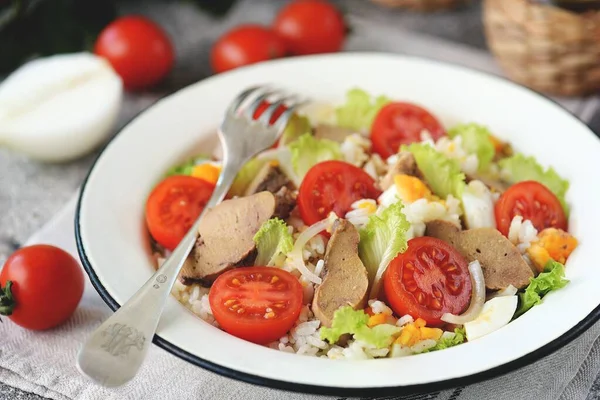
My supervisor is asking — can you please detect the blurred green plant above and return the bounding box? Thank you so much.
[0,0,238,75]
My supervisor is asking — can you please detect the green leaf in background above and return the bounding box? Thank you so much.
[0,0,117,75]
[448,123,495,172]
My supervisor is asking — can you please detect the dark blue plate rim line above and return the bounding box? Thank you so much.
[74,53,600,397]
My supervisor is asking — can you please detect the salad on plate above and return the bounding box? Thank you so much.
[143,88,578,360]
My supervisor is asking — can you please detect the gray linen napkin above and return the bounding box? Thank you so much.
[2,10,600,400]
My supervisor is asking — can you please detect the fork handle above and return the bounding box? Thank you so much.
[76,152,246,387]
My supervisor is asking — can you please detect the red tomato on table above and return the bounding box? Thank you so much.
[211,25,287,74]
[209,267,303,344]
[273,0,347,55]
[94,16,174,91]
[0,245,84,330]
[371,102,446,159]
[384,237,472,327]
[297,160,382,226]
[494,180,568,236]
[145,175,215,251]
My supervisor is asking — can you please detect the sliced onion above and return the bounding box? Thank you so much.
[441,260,486,324]
[289,217,335,284]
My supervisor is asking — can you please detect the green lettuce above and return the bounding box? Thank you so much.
[289,133,342,180]
[514,261,569,318]
[320,306,400,349]
[403,143,466,199]
[253,218,294,267]
[227,157,267,197]
[279,114,312,146]
[448,123,495,172]
[165,154,211,177]
[358,202,410,298]
[335,88,391,131]
[421,327,466,353]
[499,153,570,214]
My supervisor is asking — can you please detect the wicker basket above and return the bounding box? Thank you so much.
[484,0,600,96]
[370,0,471,12]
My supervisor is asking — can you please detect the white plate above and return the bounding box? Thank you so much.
[75,53,600,396]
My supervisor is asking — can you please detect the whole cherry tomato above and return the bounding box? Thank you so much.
[0,245,84,330]
[211,25,287,74]
[273,0,347,55]
[95,16,175,91]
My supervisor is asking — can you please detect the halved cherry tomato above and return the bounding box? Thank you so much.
[494,180,567,236]
[209,266,303,344]
[384,236,472,327]
[210,25,287,74]
[145,175,214,251]
[371,102,446,159]
[273,0,347,55]
[297,160,382,226]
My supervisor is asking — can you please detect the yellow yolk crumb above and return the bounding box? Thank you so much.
[191,163,221,185]
[527,228,578,273]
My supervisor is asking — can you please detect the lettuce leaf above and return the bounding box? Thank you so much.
[403,143,466,199]
[354,324,401,349]
[165,154,211,177]
[253,218,294,267]
[448,123,495,172]
[358,202,410,298]
[289,133,342,180]
[320,306,400,349]
[335,88,391,131]
[421,327,466,353]
[227,157,267,197]
[499,153,570,214]
[514,261,569,318]
[280,114,312,146]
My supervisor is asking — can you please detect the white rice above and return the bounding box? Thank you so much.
[402,195,462,239]
[434,135,480,176]
[363,152,387,180]
[368,299,393,316]
[508,215,538,253]
[314,259,325,277]
[171,282,218,327]
[341,133,371,167]
[396,315,414,327]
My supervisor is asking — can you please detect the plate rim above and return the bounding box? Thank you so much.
[74,52,600,397]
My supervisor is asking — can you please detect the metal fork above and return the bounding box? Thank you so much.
[76,86,302,387]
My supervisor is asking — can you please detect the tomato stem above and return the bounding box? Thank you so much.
[0,281,15,317]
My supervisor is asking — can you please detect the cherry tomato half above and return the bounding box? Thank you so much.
[211,25,287,74]
[273,0,347,55]
[94,16,174,91]
[384,236,472,327]
[297,160,382,226]
[209,266,303,344]
[494,180,567,237]
[145,175,215,251]
[371,102,446,159]
[0,245,84,330]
